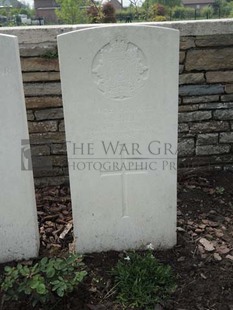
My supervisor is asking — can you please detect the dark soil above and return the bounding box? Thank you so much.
[0,170,233,310]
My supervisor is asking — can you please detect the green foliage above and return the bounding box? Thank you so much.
[55,0,89,24]
[212,0,232,16]
[148,3,167,20]
[215,186,225,195]
[116,8,134,22]
[87,5,103,23]
[88,2,116,23]
[143,0,181,9]
[153,15,167,21]
[200,5,214,18]
[1,254,87,307]
[112,252,176,309]
[102,2,116,23]
[219,0,233,16]
[172,5,194,19]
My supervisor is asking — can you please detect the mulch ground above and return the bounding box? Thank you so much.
[1,170,233,310]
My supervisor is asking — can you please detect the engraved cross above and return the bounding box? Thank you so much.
[100,149,147,218]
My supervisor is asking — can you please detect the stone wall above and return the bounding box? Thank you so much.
[1,20,233,186]
[178,32,233,173]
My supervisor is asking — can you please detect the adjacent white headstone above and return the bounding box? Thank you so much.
[0,34,39,263]
[58,25,179,253]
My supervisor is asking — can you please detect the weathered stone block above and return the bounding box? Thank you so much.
[179,73,205,85]
[179,84,224,97]
[21,57,59,72]
[186,48,233,71]
[28,121,58,133]
[179,65,184,74]
[179,51,185,64]
[27,110,34,121]
[34,176,69,188]
[199,102,233,110]
[19,44,57,57]
[213,109,233,120]
[24,83,61,96]
[51,155,68,167]
[25,96,62,109]
[179,111,212,122]
[196,145,230,155]
[50,143,67,155]
[195,35,233,47]
[180,37,195,50]
[35,108,63,120]
[179,154,233,167]
[59,120,65,131]
[23,72,60,83]
[179,104,198,112]
[182,95,219,104]
[178,138,195,156]
[32,155,67,171]
[190,121,229,133]
[178,123,189,133]
[31,145,50,156]
[225,84,233,94]
[219,132,233,143]
[206,71,233,83]
[33,167,64,178]
[221,95,233,102]
[30,132,66,144]
[197,133,218,145]
[31,155,52,170]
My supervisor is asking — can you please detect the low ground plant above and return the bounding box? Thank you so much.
[112,252,176,309]
[1,254,87,307]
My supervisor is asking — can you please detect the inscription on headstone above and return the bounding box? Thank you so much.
[58,25,179,253]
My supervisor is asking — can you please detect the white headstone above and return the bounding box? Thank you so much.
[58,25,179,253]
[0,34,39,263]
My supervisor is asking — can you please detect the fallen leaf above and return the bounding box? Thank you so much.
[199,238,215,252]
[177,227,185,232]
[217,245,230,255]
[198,224,206,229]
[213,253,222,261]
[177,256,185,262]
[198,244,205,254]
[59,222,73,239]
[214,229,224,238]
[208,221,219,228]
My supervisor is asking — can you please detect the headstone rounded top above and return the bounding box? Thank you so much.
[91,35,149,100]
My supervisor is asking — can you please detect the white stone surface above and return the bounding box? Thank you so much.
[1,19,233,45]
[0,34,39,263]
[58,25,179,253]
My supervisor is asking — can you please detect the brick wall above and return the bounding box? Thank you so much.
[1,21,233,186]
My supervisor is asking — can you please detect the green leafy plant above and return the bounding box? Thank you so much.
[1,254,87,307]
[112,252,176,309]
[215,186,225,195]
